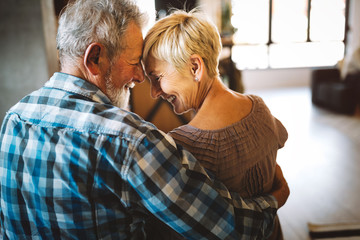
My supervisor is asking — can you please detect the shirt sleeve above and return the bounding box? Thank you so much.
[126,129,277,240]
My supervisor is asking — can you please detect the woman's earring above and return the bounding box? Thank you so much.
[195,77,199,82]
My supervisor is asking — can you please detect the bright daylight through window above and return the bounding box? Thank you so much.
[230,0,347,69]
[134,0,156,34]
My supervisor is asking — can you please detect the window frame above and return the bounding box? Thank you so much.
[230,0,350,69]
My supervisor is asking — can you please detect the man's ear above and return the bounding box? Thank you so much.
[190,54,204,81]
[84,43,103,75]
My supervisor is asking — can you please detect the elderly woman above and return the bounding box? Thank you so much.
[143,9,288,240]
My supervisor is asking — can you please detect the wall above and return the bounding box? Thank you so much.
[242,68,312,92]
[197,0,222,30]
[0,0,57,122]
[348,0,360,54]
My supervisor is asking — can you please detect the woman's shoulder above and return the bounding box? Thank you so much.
[190,92,254,130]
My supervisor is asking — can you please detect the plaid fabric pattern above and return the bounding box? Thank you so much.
[0,72,277,239]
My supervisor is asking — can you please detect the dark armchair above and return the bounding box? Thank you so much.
[311,67,360,114]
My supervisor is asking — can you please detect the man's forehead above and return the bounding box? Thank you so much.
[121,32,143,58]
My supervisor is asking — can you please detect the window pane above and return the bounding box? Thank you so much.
[269,42,344,68]
[272,0,308,43]
[134,0,156,34]
[229,0,347,69]
[232,45,269,69]
[310,0,346,41]
[231,0,269,44]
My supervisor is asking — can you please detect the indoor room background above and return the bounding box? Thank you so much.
[1,1,360,239]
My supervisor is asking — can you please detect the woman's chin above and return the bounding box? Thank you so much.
[173,108,183,115]
[172,104,183,115]
[172,104,191,115]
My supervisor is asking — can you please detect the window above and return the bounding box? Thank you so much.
[134,0,156,34]
[230,0,349,69]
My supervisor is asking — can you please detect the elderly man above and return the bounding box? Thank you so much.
[0,0,289,239]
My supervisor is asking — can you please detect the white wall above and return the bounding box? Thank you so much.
[242,0,360,92]
[344,0,360,60]
[197,0,222,30]
[242,68,312,92]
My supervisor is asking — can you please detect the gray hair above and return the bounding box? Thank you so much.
[57,0,146,66]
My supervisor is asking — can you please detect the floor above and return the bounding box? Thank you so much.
[249,87,360,240]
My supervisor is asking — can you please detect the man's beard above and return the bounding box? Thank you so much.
[105,69,130,109]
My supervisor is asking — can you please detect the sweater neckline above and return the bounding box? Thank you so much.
[173,95,257,134]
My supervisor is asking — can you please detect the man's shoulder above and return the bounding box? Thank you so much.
[6,86,158,138]
[88,104,159,138]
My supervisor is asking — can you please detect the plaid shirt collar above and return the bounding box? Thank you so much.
[45,72,112,105]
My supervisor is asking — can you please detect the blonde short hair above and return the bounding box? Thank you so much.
[143,9,222,78]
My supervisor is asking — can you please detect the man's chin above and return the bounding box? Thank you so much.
[108,87,130,109]
[114,93,130,109]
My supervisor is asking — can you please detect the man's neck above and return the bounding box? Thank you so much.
[60,63,86,81]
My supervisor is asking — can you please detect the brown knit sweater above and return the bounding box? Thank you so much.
[169,95,288,198]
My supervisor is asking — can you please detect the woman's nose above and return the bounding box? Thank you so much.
[150,81,162,99]
[134,63,145,83]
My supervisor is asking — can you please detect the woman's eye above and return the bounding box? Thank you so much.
[155,75,163,82]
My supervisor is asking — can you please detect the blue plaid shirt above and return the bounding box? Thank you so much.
[0,72,277,239]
